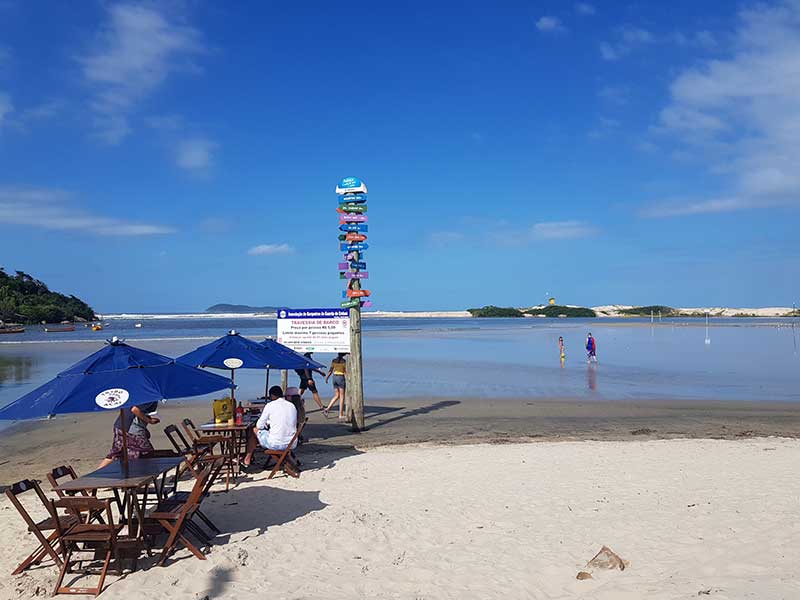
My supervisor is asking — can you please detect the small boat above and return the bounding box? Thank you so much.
[43,324,76,333]
[134,323,143,329]
[0,326,25,334]
[91,324,103,331]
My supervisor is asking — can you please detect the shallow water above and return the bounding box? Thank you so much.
[1,316,799,428]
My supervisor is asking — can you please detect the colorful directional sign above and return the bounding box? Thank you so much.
[339,223,368,232]
[338,193,367,204]
[337,204,368,213]
[340,242,369,252]
[336,177,368,195]
[343,289,371,298]
[361,300,373,308]
[344,271,368,279]
[339,214,368,223]
[341,298,360,309]
[345,233,367,242]
[350,260,366,270]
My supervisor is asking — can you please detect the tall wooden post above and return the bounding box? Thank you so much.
[348,250,365,430]
[280,369,288,394]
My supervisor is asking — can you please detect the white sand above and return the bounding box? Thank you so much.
[3,438,799,599]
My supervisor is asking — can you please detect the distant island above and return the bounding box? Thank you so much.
[466,303,797,319]
[206,303,281,313]
[0,269,96,324]
[469,305,597,318]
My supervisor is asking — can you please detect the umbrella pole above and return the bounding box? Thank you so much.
[264,366,270,399]
[119,408,129,473]
[231,369,235,401]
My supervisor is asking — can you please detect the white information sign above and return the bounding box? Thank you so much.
[276,308,351,353]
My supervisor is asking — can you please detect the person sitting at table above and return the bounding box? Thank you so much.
[97,401,161,468]
[242,386,297,468]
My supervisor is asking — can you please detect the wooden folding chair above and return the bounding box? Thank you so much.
[264,418,307,479]
[50,497,126,597]
[47,466,107,524]
[164,424,220,478]
[181,418,227,451]
[147,464,213,567]
[6,479,78,575]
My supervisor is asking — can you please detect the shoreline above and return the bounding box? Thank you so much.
[3,395,800,487]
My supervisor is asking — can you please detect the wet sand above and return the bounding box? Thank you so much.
[3,396,800,487]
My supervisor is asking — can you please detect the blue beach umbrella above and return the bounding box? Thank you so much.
[177,331,324,399]
[0,337,232,468]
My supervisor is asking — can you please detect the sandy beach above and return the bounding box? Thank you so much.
[2,436,799,599]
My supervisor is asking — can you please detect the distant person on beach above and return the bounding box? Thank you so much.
[558,336,565,361]
[242,385,297,468]
[295,353,325,411]
[97,401,160,468]
[324,353,347,421]
[586,333,597,363]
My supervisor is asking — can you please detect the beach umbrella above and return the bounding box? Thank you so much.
[177,331,324,399]
[0,337,233,468]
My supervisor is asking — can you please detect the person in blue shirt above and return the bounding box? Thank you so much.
[586,333,597,363]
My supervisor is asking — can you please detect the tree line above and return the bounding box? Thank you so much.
[0,268,96,324]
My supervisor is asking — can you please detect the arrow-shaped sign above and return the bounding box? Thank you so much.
[350,261,366,270]
[361,300,373,308]
[344,271,368,279]
[338,193,367,204]
[343,289,371,298]
[340,242,368,252]
[337,204,368,214]
[341,298,360,309]
[339,214,368,223]
[345,233,367,242]
[339,223,368,232]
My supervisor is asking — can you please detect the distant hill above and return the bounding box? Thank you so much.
[526,305,596,318]
[0,268,96,324]
[468,306,525,318]
[206,303,280,313]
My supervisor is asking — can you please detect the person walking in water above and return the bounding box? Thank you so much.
[586,333,597,363]
[558,336,566,362]
[324,353,348,421]
[295,352,326,411]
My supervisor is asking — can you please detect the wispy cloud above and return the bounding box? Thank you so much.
[247,243,293,256]
[531,220,596,240]
[600,26,655,60]
[645,1,800,217]
[0,186,175,235]
[79,3,206,144]
[176,137,216,171]
[598,85,628,104]
[575,3,596,16]
[536,16,566,33]
[3,99,63,131]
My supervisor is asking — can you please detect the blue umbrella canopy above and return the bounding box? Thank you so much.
[177,331,324,370]
[0,338,233,421]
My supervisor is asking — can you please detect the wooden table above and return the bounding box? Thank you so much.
[198,418,256,490]
[55,457,185,539]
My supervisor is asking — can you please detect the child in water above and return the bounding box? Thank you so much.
[558,336,565,361]
[586,333,597,363]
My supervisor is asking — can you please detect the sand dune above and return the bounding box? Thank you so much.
[2,438,798,599]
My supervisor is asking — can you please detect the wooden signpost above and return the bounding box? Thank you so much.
[335,176,369,431]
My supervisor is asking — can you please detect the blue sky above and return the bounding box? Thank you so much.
[0,1,798,312]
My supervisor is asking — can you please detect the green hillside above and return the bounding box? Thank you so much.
[0,269,96,324]
[468,306,525,318]
[525,305,596,318]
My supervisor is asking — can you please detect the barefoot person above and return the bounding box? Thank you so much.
[97,402,160,468]
[295,353,325,410]
[558,336,566,361]
[586,333,598,363]
[324,353,347,421]
[242,386,298,468]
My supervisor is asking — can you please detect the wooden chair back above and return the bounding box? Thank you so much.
[164,424,192,454]
[181,418,200,443]
[5,479,66,574]
[47,466,81,498]
[265,418,307,480]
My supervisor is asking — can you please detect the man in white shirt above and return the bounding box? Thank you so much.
[242,385,298,467]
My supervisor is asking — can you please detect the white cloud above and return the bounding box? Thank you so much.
[600,26,655,60]
[0,92,12,127]
[247,243,293,256]
[531,221,596,240]
[575,3,595,16]
[176,137,216,171]
[0,186,174,235]
[79,3,205,144]
[646,0,800,217]
[536,16,566,33]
